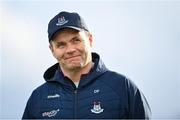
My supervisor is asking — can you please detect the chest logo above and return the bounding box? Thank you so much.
[47,94,60,99]
[91,101,104,114]
[94,89,100,94]
[42,109,59,118]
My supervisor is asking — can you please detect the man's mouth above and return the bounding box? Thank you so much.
[65,55,81,60]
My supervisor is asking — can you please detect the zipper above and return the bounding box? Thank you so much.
[74,89,78,119]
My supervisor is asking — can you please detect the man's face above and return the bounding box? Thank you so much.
[49,28,92,72]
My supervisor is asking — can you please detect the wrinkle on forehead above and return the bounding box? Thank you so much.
[51,28,80,41]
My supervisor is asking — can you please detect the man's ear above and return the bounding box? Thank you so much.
[49,43,56,58]
[49,43,57,58]
[89,33,93,47]
[49,43,54,53]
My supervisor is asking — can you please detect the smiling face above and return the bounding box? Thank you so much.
[49,28,93,72]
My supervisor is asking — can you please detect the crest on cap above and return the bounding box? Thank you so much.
[56,16,68,26]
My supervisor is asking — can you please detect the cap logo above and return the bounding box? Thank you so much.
[56,16,68,26]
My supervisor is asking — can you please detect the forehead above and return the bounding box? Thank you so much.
[51,28,80,41]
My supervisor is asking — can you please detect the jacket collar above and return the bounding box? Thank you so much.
[43,52,108,88]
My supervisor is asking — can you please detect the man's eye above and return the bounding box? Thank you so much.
[73,38,81,44]
[56,43,66,48]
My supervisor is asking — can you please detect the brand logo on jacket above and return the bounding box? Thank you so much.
[94,89,100,94]
[47,94,60,99]
[42,109,59,118]
[91,101,104,114]
[56,16,68,26]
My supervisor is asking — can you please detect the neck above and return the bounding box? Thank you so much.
[61,62,94,82]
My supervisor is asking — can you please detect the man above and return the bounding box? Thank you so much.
[22,11,151,119]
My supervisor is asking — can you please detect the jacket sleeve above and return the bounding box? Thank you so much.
[125,77,151,119]
[22,92,34,119]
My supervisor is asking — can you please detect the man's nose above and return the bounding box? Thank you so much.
[66,44,76,54]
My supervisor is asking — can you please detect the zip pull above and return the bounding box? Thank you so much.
[74,89,77,94]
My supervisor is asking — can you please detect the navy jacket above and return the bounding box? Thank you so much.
[22,53,151,119]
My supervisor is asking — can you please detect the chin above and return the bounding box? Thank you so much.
[62,61,85,70]
[66,64,82,70]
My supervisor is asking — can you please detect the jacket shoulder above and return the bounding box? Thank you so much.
[99,71,128,95]
[101,70,127,85]
[100,70,140,96]
[32,82,58,96]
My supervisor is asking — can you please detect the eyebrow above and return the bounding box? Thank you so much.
[67,35,81,42]
[53,35,79,44]
[71,36,80,40]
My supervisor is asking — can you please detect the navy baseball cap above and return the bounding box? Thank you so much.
[48,11,89,41]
